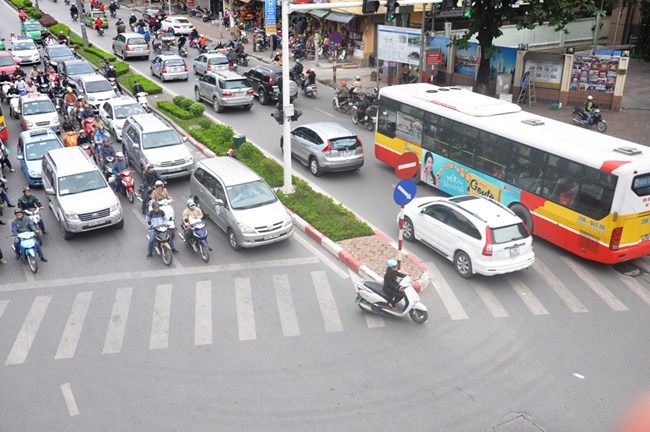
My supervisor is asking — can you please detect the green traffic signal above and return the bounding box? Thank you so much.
[463,7,472,17]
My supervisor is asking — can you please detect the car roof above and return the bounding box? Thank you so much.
[20,93,51,102]
[78,74,109,83]
[128,113,173,132]
[212,70,247,81]
[104,95,138,106]
[203,52,228,58]
[120,32,146,38]
[300,122,356,138]
[45,44,72,52]
[198,157,261,185]
[157,54,184,60]
[20,128,59,142]
[61,59,93,67]
[412,195,521,228]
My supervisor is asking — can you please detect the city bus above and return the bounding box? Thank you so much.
[374,83,650,264]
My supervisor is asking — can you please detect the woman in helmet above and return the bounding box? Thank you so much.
[383,258,406,309]
[352,75,363,94]
[182,199,204,245]
[150,179,172,203]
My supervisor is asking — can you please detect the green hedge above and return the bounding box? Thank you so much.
[83,47,116,62]
[119,74,162,95]
[26,7,42,19]
[189,103,205,117]
[157,101,195,120]
[114,61,129,76]
[173,96,194,110]
[49,23,88,48]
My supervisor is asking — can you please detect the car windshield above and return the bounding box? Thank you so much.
[48,47,73,58]
[226,180,277,210]
[223,79,249,89]
[23,101,55,115]
[0,57,14,67]
[14,42,35,51]
[67,63,94,75]
[58,170,106,195]
[25,139,61,161]
[329,136,360,150]
[92,11,106,18]
[175,18,190,24]
[142,130,182,149]
[209,57,229,65]
[85,80,112,93]
[113,103,145,119]
[127,37,147,45]
[164,59,185,66]
[24,23,42,31]
[491,223,529,244]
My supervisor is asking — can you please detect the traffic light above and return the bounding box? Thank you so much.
[271,109,284,125]
[362,0,380,14]
[463,0,473,17]
[386,0,399,22]
[290,110,302,122]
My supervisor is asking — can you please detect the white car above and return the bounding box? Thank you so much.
[402,195,535,278]
[11,36,40,65]
[160,16,195,35]
[98,96,147,141]
[76,75,117,110]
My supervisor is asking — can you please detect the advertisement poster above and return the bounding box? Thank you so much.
[454,42,479,78]
[489,46,517,81]
[524,60,563,89]
[377,25,422,66]
[427,36,449,68]
[265,0,277,35]
[396,111,423,145]
[569,55,618,93]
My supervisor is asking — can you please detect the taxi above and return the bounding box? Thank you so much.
[192,51,229,76]
[84,9,109,29]
[10,35,40,65]
[21,20,44,43]
[17,129,64,187]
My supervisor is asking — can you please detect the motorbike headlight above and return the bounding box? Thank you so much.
[63,211,79,221]
[238,222,255,234]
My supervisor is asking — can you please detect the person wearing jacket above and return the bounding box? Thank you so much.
[111,151,128,194]
[383,259,406,309]
[182,199,204,246]
[11,208,47,261]
[141,164,162,215]
[145,201,178,257]
[17,186,46,234]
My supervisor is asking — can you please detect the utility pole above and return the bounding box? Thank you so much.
[418,2,426,82]
[76,0,89,47]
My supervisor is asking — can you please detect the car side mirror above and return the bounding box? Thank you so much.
[132,143,139,149]
[16,153,23,160]
[215,199,224,207]
[44,186,55,195]
[182,136,188,142]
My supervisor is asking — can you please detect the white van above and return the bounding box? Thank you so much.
[189,157,293,249]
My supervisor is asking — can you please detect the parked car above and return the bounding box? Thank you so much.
[83,9,109,28]
[112,32,151,60]
[21,20,44,43]
[16,129,64,187]
[98,95,147,141]
[0,51,19,76]
[17,93,61,133]
[281,122,364,176]
[10,36,40,65]
[150,54,189,82]
[160,16,194,35]
[76,75,117,110]
[42,44,76,67]
[194,71,253,113]
[402,195,535,278]
[192,52,229,76]
[244,65,297,105]
[57,59,97,89]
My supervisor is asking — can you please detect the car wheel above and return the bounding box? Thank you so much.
[258,89,269,105]
[510,203,533,234]
[403,217,415,241]
[194,88,202,102]
[60,220,74,240]
[454,251,473,279]
[213,97,223,113]
[228,228,241,251]
[309,157,322,177]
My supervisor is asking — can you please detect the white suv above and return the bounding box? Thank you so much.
[402,195,535,278]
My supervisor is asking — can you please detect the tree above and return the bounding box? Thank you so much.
[633,0,650,60]
[455,0,598,95]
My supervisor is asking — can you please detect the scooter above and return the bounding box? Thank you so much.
[202,12,216,22]
[151,224,174,266]
[240,31,248,44]
[136,92,150,113]
[1,81,12,103]
[148,198,175,232]
[571,106,607,133]
[23,208,43,245]
[354,276,428,323]
[333,89,351,114]
[8,94,19,119]
[63,130,78,147]
[178,45,188,58]
[178,217,209,263]
[111,168,135,203]
[351,94,378,131]
[13,231,39,273]
[107,76,119,94]
[236,52,248,67]
[96,26,105,37]
[302,83,317,99]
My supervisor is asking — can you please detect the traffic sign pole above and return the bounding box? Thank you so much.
[397,205,405,266]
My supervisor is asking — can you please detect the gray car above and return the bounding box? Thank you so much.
[43,44,76,67]
[112,32,150,60]
[194,71,254,113]
[57,59,96,89]
[192,52,229,76]
[281,122,364,176]
[150,54,189,82]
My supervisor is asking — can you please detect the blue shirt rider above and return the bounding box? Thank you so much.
[111,152,128,194]
[11,208,46,261]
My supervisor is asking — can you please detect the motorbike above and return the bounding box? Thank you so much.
[136,92,150,113]
[96,26,105,37]
[333,88,352,114]
[254,31,268,52]
[38,82,50,94]
[189,6,204,18]
[240,31,248,44]
[151,224,174,266]
[80,142,93,158]
[178,217,209,263]
[13,231,39,273]
[107,76,119,94]
[571,106,607,133]
[302,83,317,99]
[8,94,19,119]
[354,275,428,324]
[82,116,96,137]
[148,198,175,233]
[63,130,78,147]
[202,12,216,22]
[23,208,43,245]
[110,168,135,203]
[236,52,248,67]
[178,45,188,58]
[1,82,12,103]
[351,93,378,131]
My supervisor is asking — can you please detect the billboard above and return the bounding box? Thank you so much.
[265,0,277,35]
[377,25,422,66]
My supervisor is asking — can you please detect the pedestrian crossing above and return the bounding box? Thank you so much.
[1,261,649,367]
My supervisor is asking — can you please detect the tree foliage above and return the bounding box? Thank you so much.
[633,0,650,60]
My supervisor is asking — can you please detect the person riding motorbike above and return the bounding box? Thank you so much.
[96,139,116,166]
[108,1,117,17]
[62,116,75,132]
[291,59,303,79]
[111,152,128,194]
[35,71,50,93]
[69,4,78,19]
[116,18,126,34]
[93,120,109,141]
[129,13,137,30]
[177,35,187,50]
[14,77,27,95]
[17,186,47,234]
[11,208,47,262]
[94,17,104,33]
[145,201,179,258]
[383,259,406,309]
[58,31,70,45]
[150,180,172,203]
[29,66,40,81]
[78,102,94,122]
[132,80,145,96]
[182,199,205,246]
[77,129,90,147]
[141,164,162,215]
[0,70,10,85]
[18,8,27,21]
[584,95,595,124]
[189,28,199,43]
[64,86,77,113]
[303,68,316,92]
[197,34,207,52]
[25,80,38,94]
[105,65,124,94]
[352,75,363,94]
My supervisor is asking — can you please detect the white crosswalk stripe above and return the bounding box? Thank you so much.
[532,260,588,313]
[55,291,93,360]
[425,261,469,320]
[235,277,257,341]
[312,271,343,333]
[471,280,509,318]
[5,295,51,366]
[564,259,629,311]
[508,276,549,316]
[274,274,300,337]
[0,299,8,319]
[195,281,213,346]
[102,287,133,355]
[617,275,650,306]
[150,284,173,350]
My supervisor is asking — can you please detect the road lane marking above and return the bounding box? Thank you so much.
[195,280,212,346]
[150,284,173,350]
[55,291,93,360]
[314,107,335,118]
[102,287,133,355]
[274,274,300,337]
[5,295,52,366]
[312,271,343,333]
[60,383,79,417]
[0,257,320,294]
[292,231,349,279]
[235,277,256,341]
[471,280,509,318]
[617,274,650,306]
[508,276,549,316]
[425,261,469,320]
[0,299,8,318]
[532,260,588,313]
[564,259,629,311]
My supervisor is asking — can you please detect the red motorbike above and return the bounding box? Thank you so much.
[82,117,95,136]
[116,168,135,203]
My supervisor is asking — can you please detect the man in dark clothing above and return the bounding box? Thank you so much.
[383,259,406,308]
[11,208,47,261]
[132,80,145,95]
[141,163,162,215]
[105,65,124,94]
[17,186,47,234]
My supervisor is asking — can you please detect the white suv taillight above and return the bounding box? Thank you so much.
[482,226,493,256]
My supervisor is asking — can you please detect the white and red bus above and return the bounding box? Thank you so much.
[374,83,650,264]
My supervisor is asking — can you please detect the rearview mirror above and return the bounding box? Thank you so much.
[132,143,139,149]
[44,187,55,195]
[16,153,23,160]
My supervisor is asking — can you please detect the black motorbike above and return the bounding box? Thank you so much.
[351,92,379,131]
[571,106,607,133]
[202,11,216,22]
[236,52,248,67]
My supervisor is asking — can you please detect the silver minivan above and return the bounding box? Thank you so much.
[112,32,151,60]
[42,147,124,239]
[189,157,293,250]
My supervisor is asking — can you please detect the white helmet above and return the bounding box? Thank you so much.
[587,95,593,100]
[155,180,164,188]
[116,151,124,158]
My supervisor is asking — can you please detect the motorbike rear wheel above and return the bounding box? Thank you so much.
[161,246,173,266]
[351,110,359,125]
[597,121,607,133]
[409,308,428,324]
[199,243,210,263]
[27,255,38,274]
[126,189,134,204]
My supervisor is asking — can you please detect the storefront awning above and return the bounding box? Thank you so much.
[309,9,329,19]
[324,11,354,23]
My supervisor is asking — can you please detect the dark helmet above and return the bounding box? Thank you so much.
[14,208,23,215]
[151,201,160,208]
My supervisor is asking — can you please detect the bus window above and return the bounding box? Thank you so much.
[548,154,583,177]
[509,155,543,192]
[378,97,398,138]
[449,134,475,168]
[575,179,614,219]
[475,141,508,179]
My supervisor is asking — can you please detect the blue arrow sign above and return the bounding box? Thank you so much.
[393,179,417,206]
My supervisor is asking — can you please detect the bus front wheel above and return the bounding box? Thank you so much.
[510,203,533,234]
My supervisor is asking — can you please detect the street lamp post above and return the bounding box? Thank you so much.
[76,0,89,47]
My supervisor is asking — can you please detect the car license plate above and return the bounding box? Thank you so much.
[509,245,520,257]
[264,232,280,240]
[341,150,351,157]
[89,219,104,226]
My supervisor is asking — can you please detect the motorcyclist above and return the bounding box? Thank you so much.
[77,129,91,147]
[35,71,50,93]
[58,31,70,45]
[141,163,162,215]
[145,201,179,258]
[62,116,75,132]
[25,79,38,94]
[150,179,172,203]
[13,67,25,80]
[96,139,116,165]
[129,13,137,31]
[94,17,104,33]
[105,65,124,95]
[291,59,303,79]
[79,102,95,122]
[64,86,77,114]
[182,199,204,246]
[197,34,207,52]
[584,95,595,124]
[0,71,10,85]
[177,35,187,55]
[132,79,145,95]
[69,4,78,18]
[18,8,27,22]
[189,28,199,43]
[93,120,109,140]
[15,77,27,95]
[335,80,349,107]
[352,75,363,94]
[11,208,47,262]
[17,186,47,234]
[116,18,126,34]
[29,66,40,81]
[102,58,112,75]
[303,67,316,92]
[383,259,406,309]
[108,1,117,17]
[111,151,128,194]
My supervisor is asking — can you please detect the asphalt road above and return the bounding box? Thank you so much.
[0,2,649,431]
